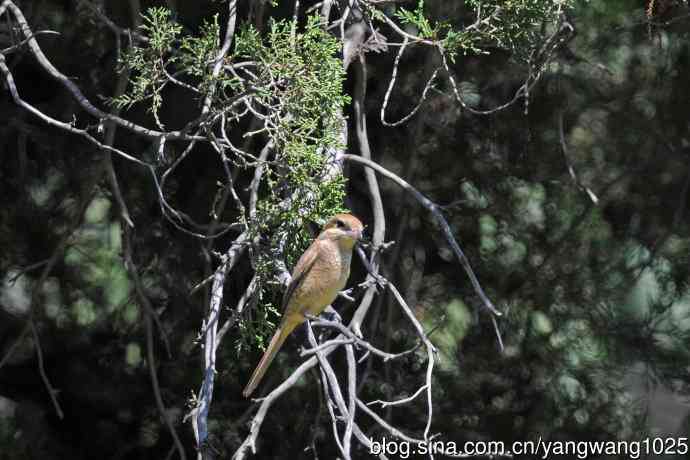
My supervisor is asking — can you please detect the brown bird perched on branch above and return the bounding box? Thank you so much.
[242,213,364,398]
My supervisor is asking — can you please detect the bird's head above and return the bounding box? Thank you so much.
[319,213,364,249]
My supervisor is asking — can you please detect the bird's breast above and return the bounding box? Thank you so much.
[290,242,352,316]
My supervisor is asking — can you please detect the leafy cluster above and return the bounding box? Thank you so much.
[116,9,351,254]
[111,8,236,125]
[110,8,350,352]
[236,16,349,262]
[233,16,350,348]
[110,7,182,127]
[388,0,576,60]
[464,0,574,57]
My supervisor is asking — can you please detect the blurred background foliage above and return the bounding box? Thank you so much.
[1,0,690,459]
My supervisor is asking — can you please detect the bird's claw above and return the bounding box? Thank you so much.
[322,306,342,323]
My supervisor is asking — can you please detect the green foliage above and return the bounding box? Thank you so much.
[462,0,575,56]
[62,197,131,329]
[114,8,350,352]
[388,0,576,61]
[110,7,182,127]
[395,0,436,39]
[233,16,350,349]
[178,15,220,79]
[236,16,349,262]
[111,9,244,124]
[235,16,349,147]
[236,297,280,354]
[427,299,472,372]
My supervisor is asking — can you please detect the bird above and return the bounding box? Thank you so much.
[242,213,364,398]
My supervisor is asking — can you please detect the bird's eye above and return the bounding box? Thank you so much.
[335,219,346,229]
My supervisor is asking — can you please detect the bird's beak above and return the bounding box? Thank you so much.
[355,229,368,244]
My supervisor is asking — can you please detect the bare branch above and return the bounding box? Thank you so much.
[0,324,30,370]
[386,281,436,441]
[356,398,426,444]
[380,38,440,127]
[310,315,418,361]
[191,232,248,459]
[29,319,64,419]
[78,0,149,43]
[558,108,599,204]
[367,383,428,409]
[123,225,186,460]
[216,274,260,349]
[0,0,204,141]
[307,323,352,460]
[343,344,357,458]
[1,29,59,54]
[343,154,504,350]
[232,351,333,459]
[201,0,238,116]
[349,52,387,338]
[309,316,417,361]
[0,54,153,168]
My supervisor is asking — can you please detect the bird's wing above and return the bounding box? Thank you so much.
[281,240,322,311]
[243,241,322,398]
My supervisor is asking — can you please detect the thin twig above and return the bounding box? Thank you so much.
[0,0,203,141]
[380,37,440,127]
[343,154,504,351]
[201,0,238,116]
[356,398,425,444]
[386,281,436,442]
[0,324,30,370]
[308,323,350,460]
[367,384,428,408]
[29,319,64,419]
[309,317,416,361]
[123,228,186,460]
[558,108,599,204]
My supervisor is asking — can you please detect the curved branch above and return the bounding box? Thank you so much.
[342,154,504,329]
[349,53,387,338]
[380,38,440,127]
[0,0,203,141]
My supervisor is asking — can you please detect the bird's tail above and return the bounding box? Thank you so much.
[242,319,297,398]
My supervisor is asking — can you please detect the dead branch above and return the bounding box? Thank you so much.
[342,153,505,352]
